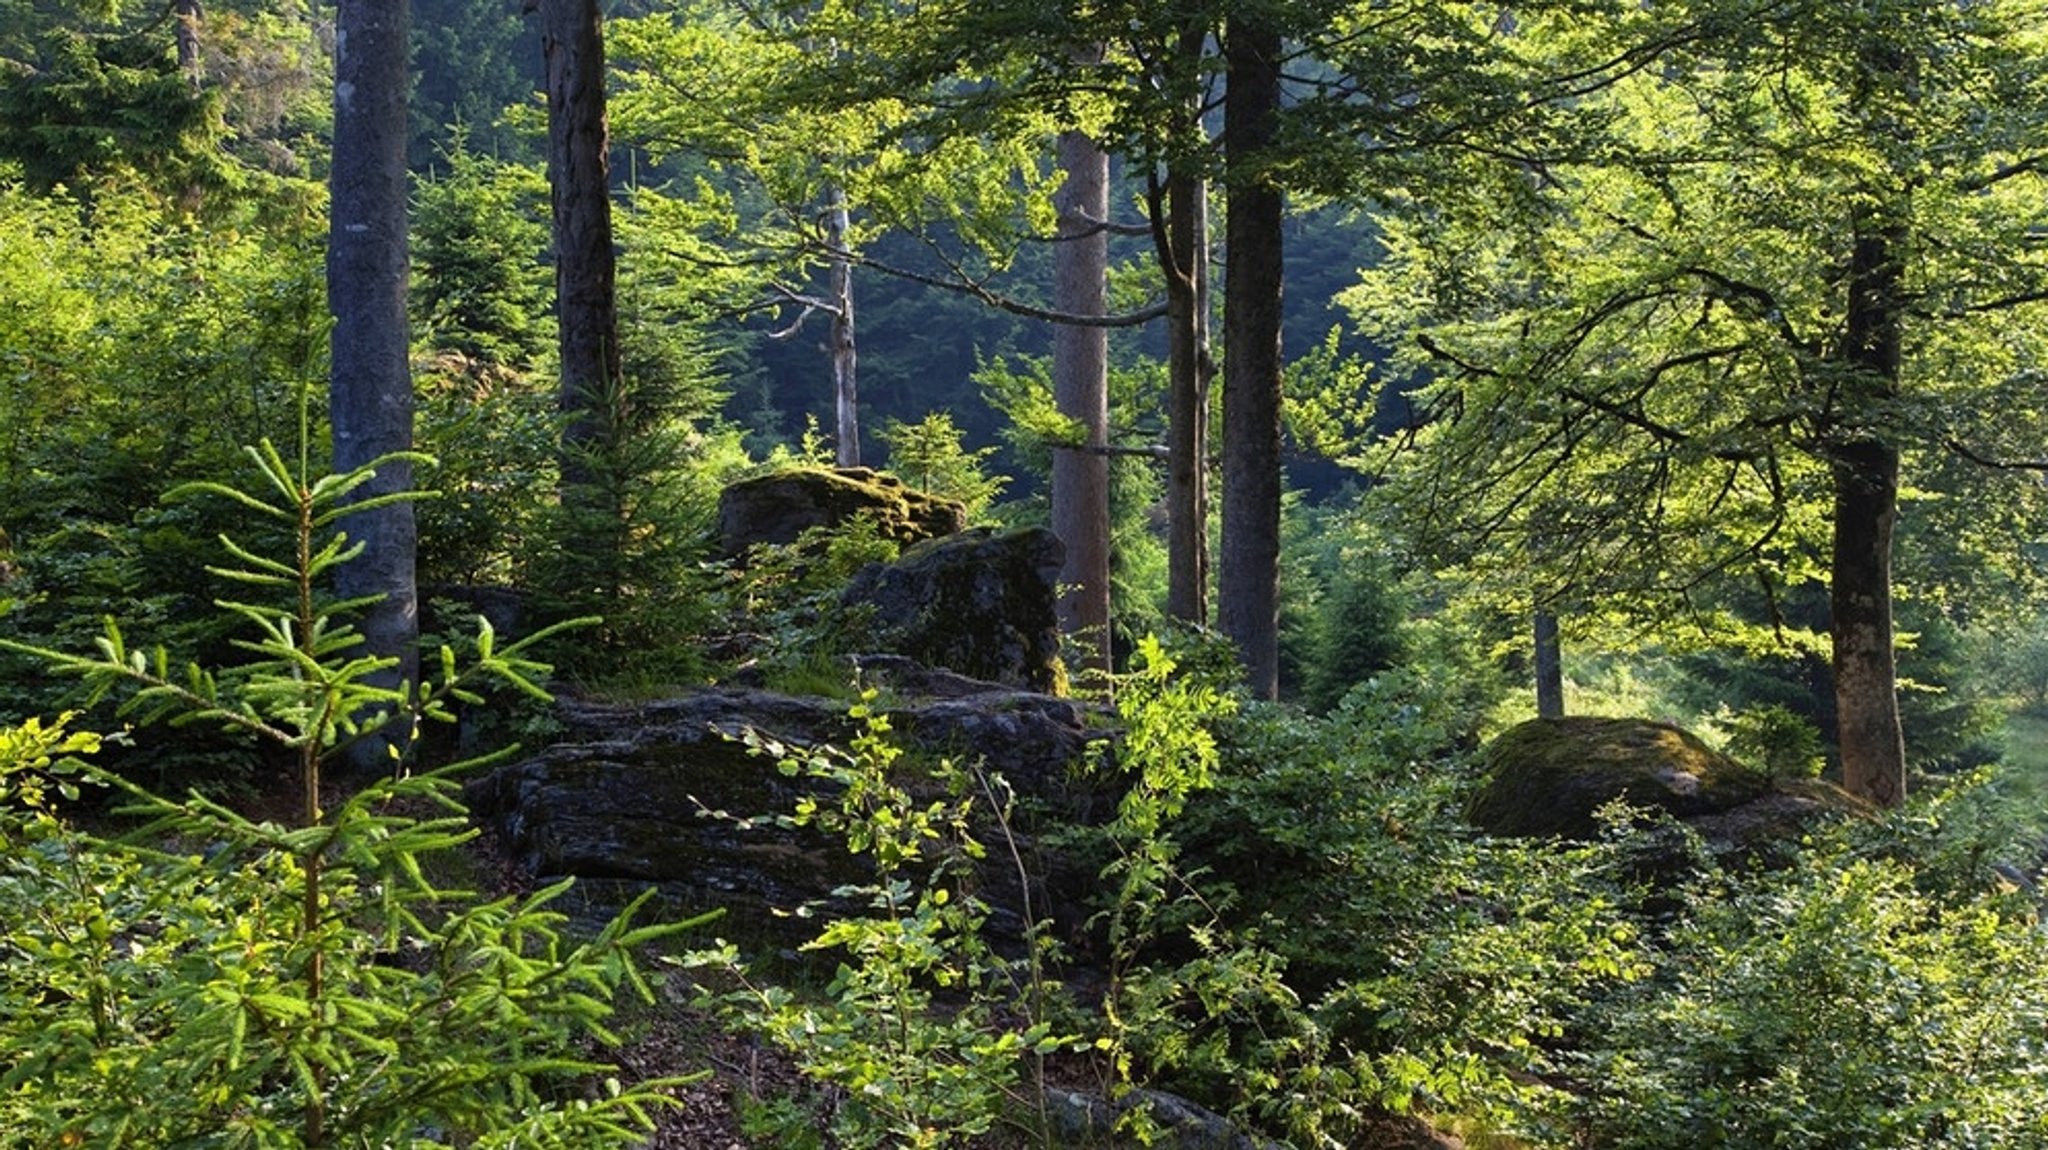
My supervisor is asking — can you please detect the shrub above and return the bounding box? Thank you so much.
[1570,848,2048,1148]
[0,427,707,1147]
[678,697,1074,1149]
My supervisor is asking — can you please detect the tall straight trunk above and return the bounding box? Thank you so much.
[1220,16,1284,699]
[328,0,416,776]
[1163,20,1212,627]
[1164,168,1211,626]
[542,0,623,493]
[1831,218,1907,807]
[826,185,860,467]
[1052,127,1113,674]
[1534,609,1564,718]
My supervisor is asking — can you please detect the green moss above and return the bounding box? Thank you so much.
[1470,716,1771,838]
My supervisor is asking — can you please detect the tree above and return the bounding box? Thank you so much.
[1219,12,1285,699]
[327,0,417,775]
[172,0,200,88]
[610,1,1066,466]
[1052,121,1114,674]
[541,0,625,494]
[1348,0,2048,805]
[0,13,226,202]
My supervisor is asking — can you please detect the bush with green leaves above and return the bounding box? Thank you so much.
[678,696,1073,1149]
[1568,825,2048,1148]
[1095,658,1650,1146]
[0,430,706,1147]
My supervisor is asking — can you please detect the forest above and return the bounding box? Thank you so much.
[4,0,2048,1146]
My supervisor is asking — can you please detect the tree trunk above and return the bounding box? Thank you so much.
[542,0,624,493]
[1164,167,1211,627]
[328,0,416,777]
[826,185,860,467]
[173,0,202,89]
[1220,16,1284,699]
[1052,127,1113,675]
[1830,218,1907,807]
[1534,609,1564,718]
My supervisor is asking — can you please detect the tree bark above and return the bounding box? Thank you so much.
[1220,16,1284,699]
[328,0,416,776]
[1830,218,1908,808]
[1534,609,1564,718]
[173,0,202,89]
[542,0,624,492]
[825,184,860,467]
[1052,127,1113,675]
[1164,167,1211,626]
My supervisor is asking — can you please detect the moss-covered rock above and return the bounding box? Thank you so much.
[716,466,967,560]
[840,526,1065,692]
[1468,716,1771,839]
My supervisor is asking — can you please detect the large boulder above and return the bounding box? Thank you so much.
[462,679,1108,942]
[1468,716,1772,839]
[840,526,1065,692]
[716,467,966,560]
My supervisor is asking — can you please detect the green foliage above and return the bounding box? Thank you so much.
[530,374,737,687]
[0,22,230,202]
[412,358,559,588]
[0,178,325,777]
[1572,834,2048,1149]
[699,516,901,693]
[875,411,1007,520]
[411,137,553,371]
[407,143,562,588]
[0,427,708,1146]
[1299,549,1408,716]
[1710,702,1826,781]
[1075,642,1660,1145]
[679,696,1073,1149]
[410,0,541,168]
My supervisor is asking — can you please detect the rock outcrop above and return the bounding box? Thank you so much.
[1468,716,1770,839]
[717,467,966,560]
[1468,715,1869,867]
[462,677,1108,941]
[840,526,1065,692]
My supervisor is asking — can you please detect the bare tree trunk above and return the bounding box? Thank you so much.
[1052,127,1113,675]
[1164,167,1211,626]
[1220,16,1284,699]
[1534,609,1564,718]
[826,185,860,467]
[328,0,416,778]
[1831,217,1907,807]
[542,0,624,493]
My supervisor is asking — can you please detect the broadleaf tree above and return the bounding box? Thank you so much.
[1346,0,2048,805]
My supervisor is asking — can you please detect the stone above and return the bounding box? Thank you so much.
[1467,717,1872,874]
[462,681,1109,942]
[716,466,966,561]
[1042,1087,1290,1150]
[1468,716,1771,840]
[840,526,1065,692]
